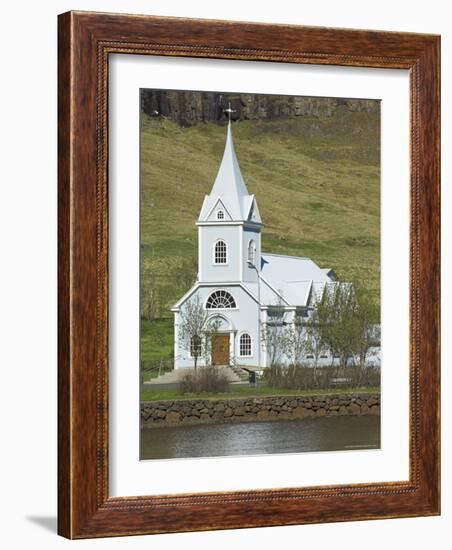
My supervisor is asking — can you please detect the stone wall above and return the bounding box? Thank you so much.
[141,393,380,428]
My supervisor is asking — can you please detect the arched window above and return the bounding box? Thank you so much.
[206,290,236,309]
[214,240,227,264]
[217,210,224,220]
[190,335,202,357]
[239,333,252,357]
[248,239,255,264]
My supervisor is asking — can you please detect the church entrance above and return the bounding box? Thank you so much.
[211,334,230,366]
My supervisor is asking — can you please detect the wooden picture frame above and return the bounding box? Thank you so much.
[58,10,440,538]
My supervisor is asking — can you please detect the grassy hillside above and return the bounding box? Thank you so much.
[141,112,380,298]
[140,108,380,369]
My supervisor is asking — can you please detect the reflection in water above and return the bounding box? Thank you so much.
[140,416,380,460]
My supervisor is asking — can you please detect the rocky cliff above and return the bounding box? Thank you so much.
[140,90,379,127]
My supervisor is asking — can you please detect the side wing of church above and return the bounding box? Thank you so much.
[171,121,353,370]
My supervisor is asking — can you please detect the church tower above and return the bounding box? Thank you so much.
[197,121,263,284]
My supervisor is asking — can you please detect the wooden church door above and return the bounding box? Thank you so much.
[212,334,229,366]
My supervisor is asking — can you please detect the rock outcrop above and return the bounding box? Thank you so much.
[140,90,379,127]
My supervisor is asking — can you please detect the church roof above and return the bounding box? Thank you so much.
[198,122,262,224]
[260,253,332,284]
[172,253,339,311]
[242,253,337,307]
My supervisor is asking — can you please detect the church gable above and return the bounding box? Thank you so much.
[205,198,233,222]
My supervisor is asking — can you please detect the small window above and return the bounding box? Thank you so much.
[217,210,224,220]
[190,335,202,357]
[214,240,227,264]
[206,290,236,309]
[295,306,309,318]
[239,333,252,357]
[247,240,255,264]
[267,306,285,319]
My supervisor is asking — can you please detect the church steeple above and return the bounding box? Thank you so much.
[196,118,263,285]
[198,121,262,225]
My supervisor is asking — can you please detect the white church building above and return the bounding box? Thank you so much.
[172,121,349,370]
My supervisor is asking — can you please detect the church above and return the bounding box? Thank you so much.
[171,120,340,370]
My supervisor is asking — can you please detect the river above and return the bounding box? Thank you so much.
[140,415,380,460]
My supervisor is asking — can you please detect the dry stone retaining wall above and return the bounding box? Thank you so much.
[141,394,380,428]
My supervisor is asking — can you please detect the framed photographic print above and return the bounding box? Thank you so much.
[58,11,440,538]
[137,88,382,462]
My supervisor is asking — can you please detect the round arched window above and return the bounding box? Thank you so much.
[214,240,227,264]
[248,240,255,264]
[217,210,224,220]
[206,290,236,309]
[239,333,252,357]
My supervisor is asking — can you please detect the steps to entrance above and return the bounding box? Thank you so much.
[145,365,247,386]
[229,364,249,382]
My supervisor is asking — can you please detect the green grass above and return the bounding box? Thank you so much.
[141,385,380,403]
[140,107,380,370]
[141,318,173,363]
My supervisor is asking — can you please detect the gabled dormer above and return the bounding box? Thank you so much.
[204,198,233,222]
[244,195,262,225]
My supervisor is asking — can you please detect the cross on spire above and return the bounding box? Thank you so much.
[224,101,236,123]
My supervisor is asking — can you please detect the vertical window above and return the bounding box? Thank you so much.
[217,210,224,220]
[248,239,255,264]
[214,240,227,264]
[239,333,252,357]
[190,335,202,357]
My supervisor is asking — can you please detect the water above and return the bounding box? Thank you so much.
[140,415,380,460]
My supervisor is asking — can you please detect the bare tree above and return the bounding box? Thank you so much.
[141,265,161,321]
[317,283,360,374]
[288,310,308,367]
[201,317,222,367]
[317,282,379,379]
[352,283,379,379]
[178,295,208,370]
[178,296,221,370]
[262,299,292,367]
[303,308,328,381]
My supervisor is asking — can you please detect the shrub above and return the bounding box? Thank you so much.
[263,364,317,390]
[263,364,380,390]
[348,365,380,388]
[178,366,230,394]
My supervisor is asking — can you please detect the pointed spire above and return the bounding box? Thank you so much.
[198,120,261,224]
[216,119,249,199]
